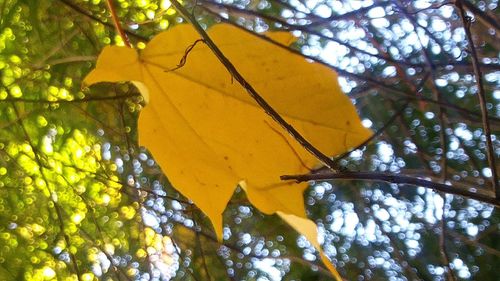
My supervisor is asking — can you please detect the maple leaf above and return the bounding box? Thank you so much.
[84,23,371,279]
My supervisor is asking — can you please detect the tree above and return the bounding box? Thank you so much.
[0,0,498,280]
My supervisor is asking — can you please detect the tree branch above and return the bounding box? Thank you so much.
[281,171,500,207]
[57,0,147,41]
[462,0,500,35]
[330,102,409,167]
[11,103,83,281]
[1,93,139,103]
[105,0,131,47]
[455,0,499,198]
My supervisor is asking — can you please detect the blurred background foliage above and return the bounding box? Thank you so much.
[0,0,499,280]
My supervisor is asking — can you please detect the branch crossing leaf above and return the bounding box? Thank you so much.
[84,23,372,279]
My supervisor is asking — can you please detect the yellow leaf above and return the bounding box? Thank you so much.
[278,212,342,280]
[84,23,371,279]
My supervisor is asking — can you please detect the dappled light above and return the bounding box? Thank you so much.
[0,0,499,280]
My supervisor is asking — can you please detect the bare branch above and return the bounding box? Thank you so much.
[11,103,83,281]
[57,0,147,41]
[455,0,499,197]
[331,102,409,167]
[462,0,500,35]
[281,171,500,207]
[105,0,131,47]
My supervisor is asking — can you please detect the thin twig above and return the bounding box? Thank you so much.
[308,1,392,27]
[200,0,500,72]
[439,195,456,281]
[105,0,131,47]
[169,235,203,281]
[73,221,133,281]
[199,0,414,67]
[57,0,147,41]
[281,171,500,207]
[407,1,454,14]
[11,103,83,281]
[174,222,335,278]
[448,230,500,257]
[331,102,409,167]
[397,4,457,279]
[455,0,499,198]
[116,98,154,277]
[45,55,96,66]
[167,39,206,72]
[1,93,139,103]
[57,174,130,281]
[33,29,80,68]
[462,0,500,35]
[193,213,213,281]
